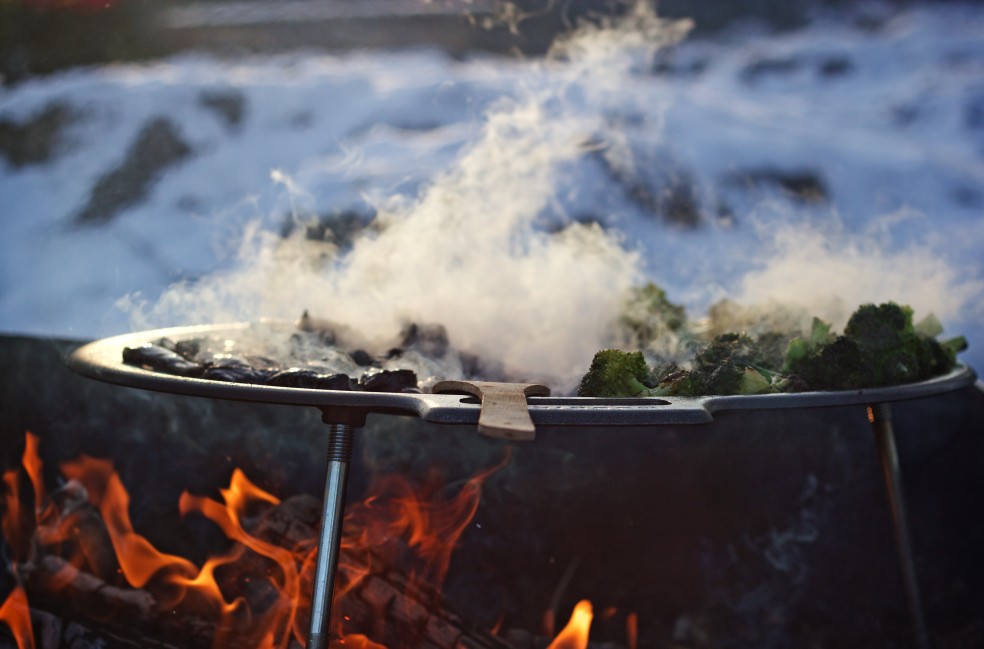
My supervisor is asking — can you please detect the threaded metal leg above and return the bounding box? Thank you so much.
[306,423,355,649]
[868,403,931,649]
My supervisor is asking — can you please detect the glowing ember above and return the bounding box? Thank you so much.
[1,433,606,649]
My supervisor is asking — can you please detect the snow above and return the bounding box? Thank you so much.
[1,3,982,381]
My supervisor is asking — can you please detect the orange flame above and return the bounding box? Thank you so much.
[546,600,593,649]
[0,435,40,649]
[22,435,44,520]
[1,434,609,649]
[337,633,388,649]
[342,452,510,590]
[61,456,199,590]
[2,433,46,557]
[178,469,304,649]
[2,469,23,553]
[626,611,638,649]
[0,587,35,649]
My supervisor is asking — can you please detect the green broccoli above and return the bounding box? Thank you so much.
[617,283,688,348]
[577,349,654,397]
[782,316,835,372]
[940,335,969,363]
[787,335,871,390]
[785,302,967,390]
[651,369,705,397]
[846,302,945,385]
[580,301,967,398]
[648,333,778,396]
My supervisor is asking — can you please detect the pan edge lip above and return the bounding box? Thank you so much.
[66,323,978,424]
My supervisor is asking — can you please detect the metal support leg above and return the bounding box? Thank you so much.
[867,403,931,649]
[306,422,356,649]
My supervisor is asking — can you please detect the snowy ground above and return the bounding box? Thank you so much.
[1,2,982,386]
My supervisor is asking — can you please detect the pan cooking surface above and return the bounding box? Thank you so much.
[68,323,978,426]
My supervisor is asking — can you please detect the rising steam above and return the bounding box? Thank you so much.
[730,214,982,334]
[124,4,695,390]
[122,2,983,390]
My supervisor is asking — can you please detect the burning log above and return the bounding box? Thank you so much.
[6,432,621,649]
[8,466,517,649]
[31,607,123,649]
[255,494,515,649]
[334,565,514,649]
[28,555,155,618]
[26,604,189,649]
[20,546,217,649]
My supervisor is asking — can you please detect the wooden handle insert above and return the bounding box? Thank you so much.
[432,380,551,441]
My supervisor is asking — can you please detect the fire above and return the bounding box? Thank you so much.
[546,600,593,649]
[61,456,199,590]
[0,587,34,649]
[1,434,614,649]
[1,434,42,649]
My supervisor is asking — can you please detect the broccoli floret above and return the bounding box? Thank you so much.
[652,362,773,396]
[940,336,969,363]
[577,349,653,397]
[740,367,774,394]
[783,337,810,370]
[782,317,835,373]
[789,335,871,390]
[650,334,778,396]
[697,333,780,375]
[703,362,773,395]
[617,283,687,348]
[844,302,915,351]
[582,302,967,398]
[785,302,966,390]
[846,302,956,385]
[704,361,745,395]
[651,369,706,397]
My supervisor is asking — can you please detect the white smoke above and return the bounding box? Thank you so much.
[126,4,696,391]
[122,3,984,389]
[730,214,981,334]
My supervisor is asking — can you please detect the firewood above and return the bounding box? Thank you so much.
[28,606,188,649]
[254,494,515,649]
[33,607,109,649]
[28,555,156,618]
[16,491,521,649]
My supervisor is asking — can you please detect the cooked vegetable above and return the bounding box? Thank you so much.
[617,282,688,348]
[577,349,654,397]
[651,333,777,396]
[785,302,967,390]
[579,300,967,397]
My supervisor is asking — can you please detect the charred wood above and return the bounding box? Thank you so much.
[13,489,518,649]
[28,555,154,618]
[255,494,514,649]
[25,606,186,649]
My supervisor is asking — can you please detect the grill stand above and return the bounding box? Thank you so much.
[302,402,934,649]
[63,329,976,649]
[303,403,933,649]
[868,403,931,649]
[306,408,367,649]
